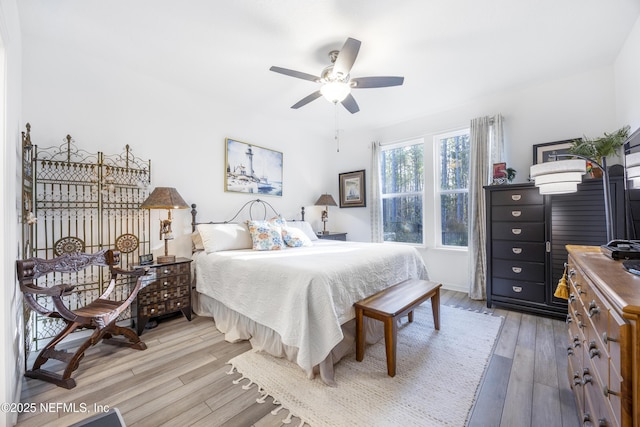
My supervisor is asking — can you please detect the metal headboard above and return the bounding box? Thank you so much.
[191,198,305,232]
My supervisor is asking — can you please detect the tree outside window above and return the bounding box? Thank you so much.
[437,130,470,247]
[380,141,424,244]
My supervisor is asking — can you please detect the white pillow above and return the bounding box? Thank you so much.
[285,221,318,241]
[196,223,253,253]
[282,226,313,247]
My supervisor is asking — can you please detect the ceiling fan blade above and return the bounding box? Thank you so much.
[333,38,361,78]
[270,66,320,82]
[351,76,405,88]
[341,93,360,114]
[291,91,322,109]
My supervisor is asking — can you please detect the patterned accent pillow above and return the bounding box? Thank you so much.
[282,226,312,247]
[247,218,285,251]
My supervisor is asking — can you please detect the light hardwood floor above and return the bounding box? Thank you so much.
[15,290,579,427]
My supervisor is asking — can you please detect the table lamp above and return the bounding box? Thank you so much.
[315,193,337,234]
[140,187,189,263]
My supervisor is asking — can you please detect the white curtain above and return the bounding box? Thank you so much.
[370,141,383,243]
[468,114,504,300]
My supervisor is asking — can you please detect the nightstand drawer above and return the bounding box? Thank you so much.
[492,222,544,241]
[154,263,190,278]
[492,278,545,303]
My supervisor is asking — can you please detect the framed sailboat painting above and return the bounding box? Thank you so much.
[225,138,283,196]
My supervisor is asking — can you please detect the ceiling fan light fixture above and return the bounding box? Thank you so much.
[320,81,351,103]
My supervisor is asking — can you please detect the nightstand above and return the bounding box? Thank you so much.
[132,257,192,335]
[318,232,347,241]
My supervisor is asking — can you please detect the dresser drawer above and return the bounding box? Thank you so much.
[492,259,545,281]
[492,278,545,302]
[154,263,190,278]
[492,241,545,262]
[491,188,544,206]
[492,222,544,241]
[492,205,544,222]
[608,310,627,377]
[583,367,617,427]
[140,303,166,317]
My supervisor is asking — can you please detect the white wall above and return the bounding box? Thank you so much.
[21,34,336,259]
[0,0,22,425]
[330,66,617,292]
[615,14,640,130]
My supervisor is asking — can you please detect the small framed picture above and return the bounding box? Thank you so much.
[532,139,574,164]
[339,170,366,208]
[139,253,154,266]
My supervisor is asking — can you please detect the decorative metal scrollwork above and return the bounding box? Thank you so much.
[115,233,139,253]
[54,237,85,256]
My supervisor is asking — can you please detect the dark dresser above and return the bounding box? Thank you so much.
[485,178,625,318]
[485,184,550,314]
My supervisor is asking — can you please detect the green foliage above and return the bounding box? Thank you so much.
[568,125,630,163]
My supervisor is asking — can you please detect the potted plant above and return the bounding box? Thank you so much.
[568,126,630,174]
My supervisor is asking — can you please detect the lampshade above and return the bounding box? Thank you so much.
[530,159,587,195]
[315,194,338,206]
[140,187,189,210]
[320,82,351,103]
[626,152,640,188]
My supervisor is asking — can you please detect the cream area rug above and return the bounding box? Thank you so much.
[227,304,503,427]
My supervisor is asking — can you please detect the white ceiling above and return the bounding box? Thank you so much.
[17,0,640,133]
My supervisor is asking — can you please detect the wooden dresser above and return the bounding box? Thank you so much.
[566,245,640,427]
[132,257,193,335]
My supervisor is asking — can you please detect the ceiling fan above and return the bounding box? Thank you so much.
[269,37,404,114]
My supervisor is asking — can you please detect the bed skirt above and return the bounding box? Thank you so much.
[193,291,384,386]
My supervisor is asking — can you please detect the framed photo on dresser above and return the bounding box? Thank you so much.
[532,139,574,164]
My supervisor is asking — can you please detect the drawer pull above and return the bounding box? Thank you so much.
[573,372,582,387]
[163,281,169,286]
[512,286,522,293]
[163,269,171,274]
[588,300,600,318]
[511,228,522,235]
[582,373,592,386]
[150,308,155,313]
[511,267,522,274]
[573,335,581,348]
[511,210,522,217]
[601,332,617,343]
[511,194,521,201]
[566,315,572,324]
[603,385,620,397]
[511,247,522,254]
[163,293,168,298]
[177,302,181,306]
[588,341,600,359]
[569,293,576,303]
[567,347,574,356]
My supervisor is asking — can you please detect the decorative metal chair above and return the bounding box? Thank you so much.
[16,249,148,389]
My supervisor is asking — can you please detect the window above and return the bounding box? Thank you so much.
[436,130,470,247]
[380,140,424,244]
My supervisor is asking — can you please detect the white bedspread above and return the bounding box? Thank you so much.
[194,240,428,372]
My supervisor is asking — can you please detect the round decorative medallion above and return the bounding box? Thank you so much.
[115,233,139,253]
[54,237,85,256]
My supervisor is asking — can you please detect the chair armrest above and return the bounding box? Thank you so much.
[21,283,76,296]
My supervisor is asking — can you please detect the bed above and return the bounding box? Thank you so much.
[191,200,428,385]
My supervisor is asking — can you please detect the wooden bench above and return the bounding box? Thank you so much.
[354,279,442,377]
